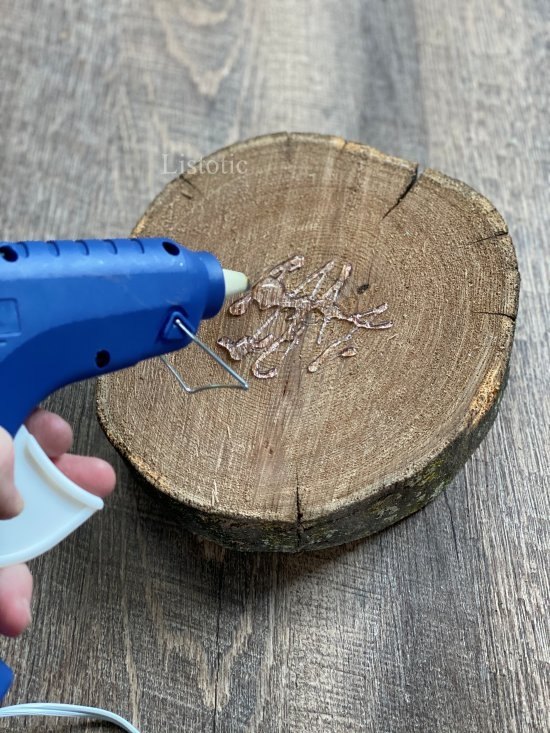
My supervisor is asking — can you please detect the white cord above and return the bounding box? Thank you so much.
[0,702,140,732]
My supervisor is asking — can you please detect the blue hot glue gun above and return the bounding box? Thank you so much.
[0,237,248,568]
[0,237,248,700]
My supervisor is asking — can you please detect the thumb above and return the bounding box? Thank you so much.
[0,427,23,519]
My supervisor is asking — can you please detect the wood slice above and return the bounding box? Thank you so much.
[96,133,519,552]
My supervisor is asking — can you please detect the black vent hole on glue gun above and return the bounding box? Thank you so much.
[0,246,18,263]
[95,350,111,369]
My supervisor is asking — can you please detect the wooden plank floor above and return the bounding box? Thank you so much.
[0,1,548,731]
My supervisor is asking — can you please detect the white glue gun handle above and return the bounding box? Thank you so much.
[0,427,103,568]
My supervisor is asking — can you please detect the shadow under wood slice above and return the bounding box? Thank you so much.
[96,132,519,552]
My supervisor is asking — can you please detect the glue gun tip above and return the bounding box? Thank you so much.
[223,269,249,297]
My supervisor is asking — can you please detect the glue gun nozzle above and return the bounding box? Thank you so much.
[223,269,249,298]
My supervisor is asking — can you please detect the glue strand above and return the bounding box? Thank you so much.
[0,702,141,732]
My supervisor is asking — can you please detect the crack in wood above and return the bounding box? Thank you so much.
[380,166,419,222]
[473,310,517,321]
[296,466,304,548]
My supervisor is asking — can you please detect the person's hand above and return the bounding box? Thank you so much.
[0,409,116,637]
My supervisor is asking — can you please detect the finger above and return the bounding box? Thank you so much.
[25,409,73,458]
[0,426,23,519]
[0,564,33,637]
[53,454,116,499]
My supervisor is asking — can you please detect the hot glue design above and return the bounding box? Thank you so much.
[218,256,393,379]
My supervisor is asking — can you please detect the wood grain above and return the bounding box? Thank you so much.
[97,133,519,551]
[0,0,548,731]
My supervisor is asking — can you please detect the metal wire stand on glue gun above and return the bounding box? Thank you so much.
[0,237,250,730]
